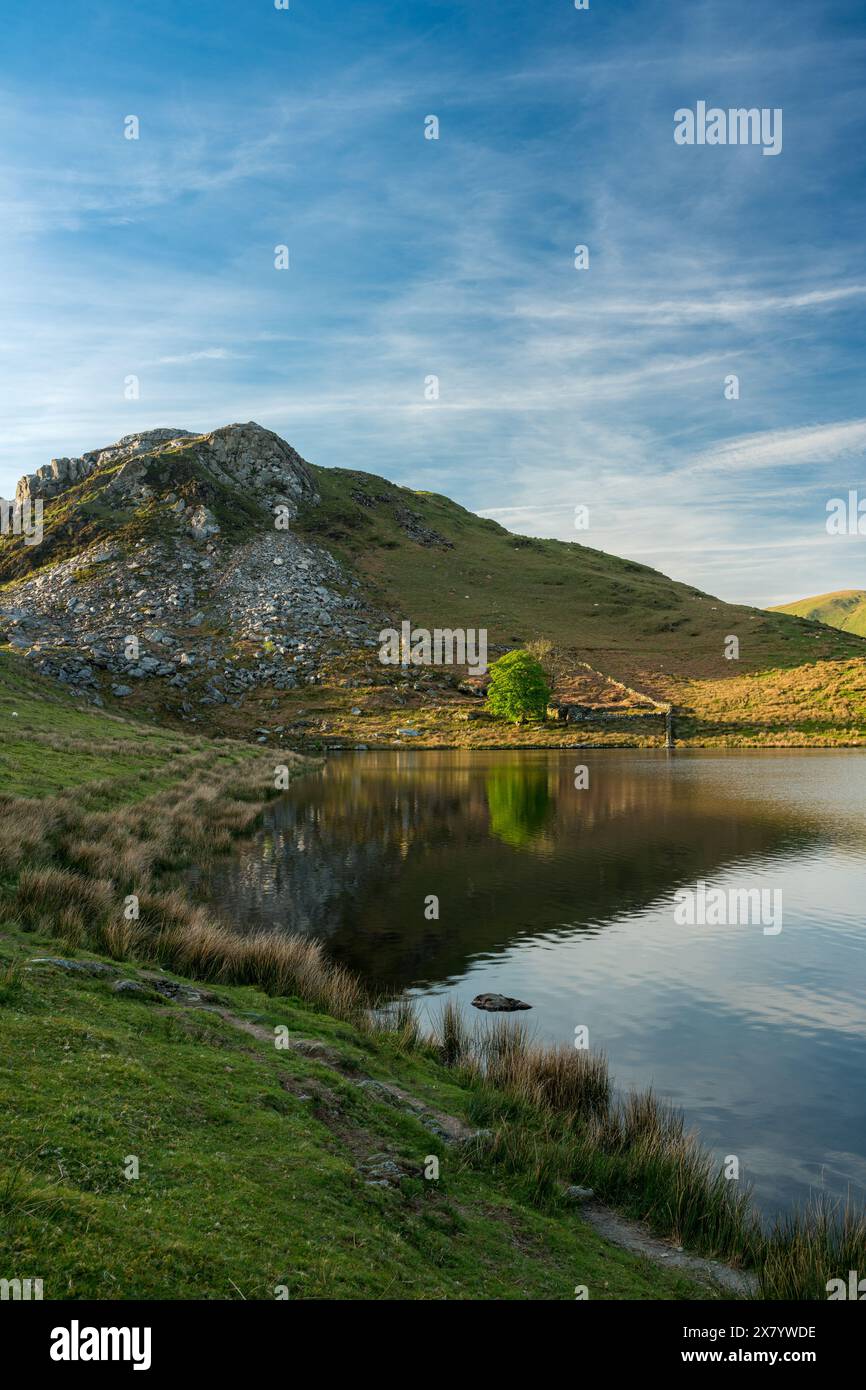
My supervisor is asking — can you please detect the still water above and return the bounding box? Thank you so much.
[198,749,866,1216]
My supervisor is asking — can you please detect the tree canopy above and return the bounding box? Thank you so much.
[485,649,551,725]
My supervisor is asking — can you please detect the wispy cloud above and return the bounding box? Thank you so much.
[156,349,242,365]
[0,0,864,608]
[686,421,866,474]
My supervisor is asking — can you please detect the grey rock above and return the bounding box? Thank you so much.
[187,508,220,541]
[30,957,116,976]
[471,993,532,1012]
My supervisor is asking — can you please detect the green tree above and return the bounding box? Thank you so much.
[485,649,551,725]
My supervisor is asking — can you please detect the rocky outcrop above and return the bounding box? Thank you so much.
[0,422,379,715]
[15,428,194,504]
[195,422,318,516]
[12,422,318,519]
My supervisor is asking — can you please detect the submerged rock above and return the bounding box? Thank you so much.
[471,993,532,1012]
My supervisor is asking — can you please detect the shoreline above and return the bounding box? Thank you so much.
[2,669,863,1299]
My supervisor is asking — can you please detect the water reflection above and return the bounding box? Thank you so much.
[195,751,824,986]
[194,749,866,1214]
[486,765,553,849]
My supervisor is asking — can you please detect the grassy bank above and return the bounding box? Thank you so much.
[2,652,863,1300]
[0,938,714,1300]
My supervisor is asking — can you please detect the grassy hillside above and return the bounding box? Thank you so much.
[0,649,222,798]
[770,590,866,638]
[1,939,714,1300]
[5,424,866,747]
[662,658,866,746]
[298,465,866,690]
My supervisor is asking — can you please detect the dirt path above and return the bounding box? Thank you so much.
[579,1202,757,1297]
[212,1001,756,1293]
[212,1006,477,1143]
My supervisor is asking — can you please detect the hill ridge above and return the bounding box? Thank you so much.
[770,589,866,637]
[2,422,865,742]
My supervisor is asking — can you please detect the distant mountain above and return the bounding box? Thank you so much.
[769,590,866,638]
[1,422,864,741]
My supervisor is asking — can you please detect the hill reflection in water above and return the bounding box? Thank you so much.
[195,749,866,1215]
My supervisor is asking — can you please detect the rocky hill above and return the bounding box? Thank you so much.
[1,424,383,719]
[2,422,865,747]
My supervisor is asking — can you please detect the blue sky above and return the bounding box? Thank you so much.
[2,0,865,605]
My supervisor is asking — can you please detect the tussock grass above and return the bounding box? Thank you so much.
[377,995,423,1052]
[758,1198,866,1300]
[15,866,114,925]
[0,797,61,874]
[436,998,473,1067]
[12,878,365,1020]
[1,752,368,1018]
[0,960,23,1005]
[480,1020,610,1118]
[152,923,364,1020]
[569,1091,759,1260]
[410,1003,866,1297]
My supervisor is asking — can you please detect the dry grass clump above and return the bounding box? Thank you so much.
[13,855,365,1022]
[151,923,365,1020]
[478,1018,610,1117]
[436,998,473,1067]
[15,866,114,925]
[63,830,168,889]
[376,995,423,1051]
[758,1198,866,1300]
[0,797,61,875]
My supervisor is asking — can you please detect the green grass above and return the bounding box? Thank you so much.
[0,937,712,1300]
[296,464,866,691]
[0,650,211,797]
[770,589,866,638]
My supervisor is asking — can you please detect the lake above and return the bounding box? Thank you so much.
[197,748,866,1217]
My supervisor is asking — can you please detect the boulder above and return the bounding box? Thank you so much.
[471,993,532,1012]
